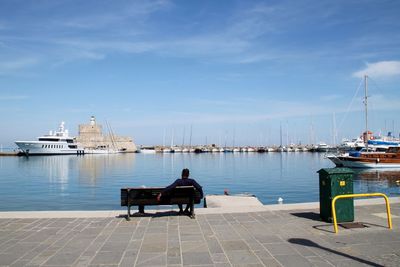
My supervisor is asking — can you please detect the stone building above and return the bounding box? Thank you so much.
[75,116,137,152]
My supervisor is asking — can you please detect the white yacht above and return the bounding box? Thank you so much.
[15,122,84,155]
[84,145,119,154]
[173,146,183,153]
[162,147,173,153]
[247,147,256,152]
[139,147,157,154]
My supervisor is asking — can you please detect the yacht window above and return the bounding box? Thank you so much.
[39,138,60,142]
[387,147,400,153]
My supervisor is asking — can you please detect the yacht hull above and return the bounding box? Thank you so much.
[15,141,82,155]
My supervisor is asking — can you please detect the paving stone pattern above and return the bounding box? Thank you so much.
[0,204,400,266]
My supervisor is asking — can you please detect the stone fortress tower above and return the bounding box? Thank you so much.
[75,116,137,152]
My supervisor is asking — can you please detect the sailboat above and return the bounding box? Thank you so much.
[327,75,400,168]
[84,120,120,154]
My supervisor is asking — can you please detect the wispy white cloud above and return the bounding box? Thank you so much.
[66,108,92,113]
[320,94,343,101]
[61,0,171,30]
[368,94,400,111]
[353,61,400,78]
[2,0,400,73]
[127,92,400,128]
[0,58,39,74]
[0,95,29,100]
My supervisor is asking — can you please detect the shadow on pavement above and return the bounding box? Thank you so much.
[117,210,193,220]
[290,212,321,221]
[288,238,383,267]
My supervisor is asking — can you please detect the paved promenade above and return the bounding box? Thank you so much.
[1,202,399,267]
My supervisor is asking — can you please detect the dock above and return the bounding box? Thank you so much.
[1,197,399,266]
[0,151,23,156]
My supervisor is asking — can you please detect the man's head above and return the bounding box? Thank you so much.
[181,168,190,179]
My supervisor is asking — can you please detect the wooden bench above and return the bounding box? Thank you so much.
[121,186,202,220]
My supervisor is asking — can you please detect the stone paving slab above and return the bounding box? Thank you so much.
[0,203,399,266]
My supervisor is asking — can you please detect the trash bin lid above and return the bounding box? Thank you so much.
[317,168,354,175]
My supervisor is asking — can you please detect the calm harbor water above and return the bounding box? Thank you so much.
[0,153,399,211]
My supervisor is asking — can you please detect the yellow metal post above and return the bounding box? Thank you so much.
[331,193,392,234]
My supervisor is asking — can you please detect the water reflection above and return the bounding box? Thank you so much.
[17,154,137,188]
[354,169,400,195]
[18,155,75,191]
[77,154,136,185]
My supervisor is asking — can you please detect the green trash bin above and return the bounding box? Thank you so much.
[318,168,354,223]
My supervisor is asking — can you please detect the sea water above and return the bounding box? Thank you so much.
[0,153,399,211]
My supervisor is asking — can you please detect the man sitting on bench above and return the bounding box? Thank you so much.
[157,168,203,215]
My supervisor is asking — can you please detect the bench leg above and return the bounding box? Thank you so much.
[138,205,145,214]
[189,198,195,219]
[126,206,131,221]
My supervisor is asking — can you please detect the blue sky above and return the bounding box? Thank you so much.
[1,0,400,147]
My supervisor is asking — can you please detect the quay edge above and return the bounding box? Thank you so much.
[1,196,399,218]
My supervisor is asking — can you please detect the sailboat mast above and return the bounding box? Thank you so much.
[182,127,185,146]
[233,128,235,148]
[171,129,174,148]
[189,125,192,148]
[106,120,117,151]
[364,75,369,150]
[332,112,337,146]
[163,128,166,147]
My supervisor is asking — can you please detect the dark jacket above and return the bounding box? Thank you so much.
[162,178,204,198]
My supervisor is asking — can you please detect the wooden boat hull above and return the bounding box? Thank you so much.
[327,154,400,168]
